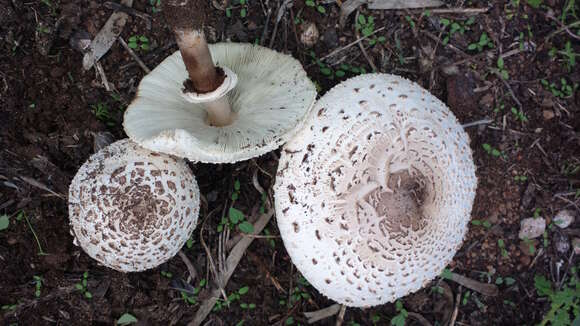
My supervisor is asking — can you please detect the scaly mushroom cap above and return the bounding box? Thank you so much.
[124,43,317,163]
[68,139,200,272]
[274,74,477,307]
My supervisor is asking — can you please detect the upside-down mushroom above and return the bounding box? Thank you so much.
[68,139,200,272]
[274,74,477,307]
[123,1,316,163]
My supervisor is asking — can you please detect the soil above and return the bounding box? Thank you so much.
[1,0,579,325]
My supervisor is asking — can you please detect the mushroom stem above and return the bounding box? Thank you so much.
[205,97,237,127]
[163,0,236,125]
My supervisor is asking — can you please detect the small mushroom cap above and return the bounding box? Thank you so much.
[124,43,317,163]
[68,139,200,272]
[274,74,477,307]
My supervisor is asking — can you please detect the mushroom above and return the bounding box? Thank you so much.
[123,1,317,163]
[274,74,477,307]
[68,139,200,272]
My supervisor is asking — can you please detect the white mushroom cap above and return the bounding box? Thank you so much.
[68,139,200,272]
[274,74,477,307]
[123,43,317,163]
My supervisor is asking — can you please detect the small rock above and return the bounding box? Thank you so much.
[553,209,575,228]
[92,131,115,152]
[518,217,546,240]
[542,109,555,120]
[553,232,570,254]
[572,238,580,255]
[300,22,319,48]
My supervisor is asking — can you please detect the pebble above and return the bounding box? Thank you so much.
[573,238,580,255]
[553,209,575,229]
[542,109,555,120]
[518,217,546,240]
[300,22,319,48]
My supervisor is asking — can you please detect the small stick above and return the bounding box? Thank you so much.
[304,304,341,324]
[403,7,489,14]
[335,304,347,326]
[320,26,386,62]
[449,272,499,296]
[449,286,461,326]
[461,118,493,128]
[178,250,198,282]
[118,37,151,73]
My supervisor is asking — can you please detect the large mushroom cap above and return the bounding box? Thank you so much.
[68,139,200,272]
[124,43,317,163]
[274,74,477,307]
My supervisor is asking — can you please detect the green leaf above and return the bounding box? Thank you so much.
[240,8,247,17]
[497,57,504,69]
[140,43,149,50]
[238,221,254,233]
[491,149,501,157]
[128,42,138,49]
[391,314,406,326]
[468,43,478,50]
[117,313,138,325]
[358,15,366,25]
[525,0,542,8]
[362,26,373,37]
[441,268,453,280]
[0,215,9,231]
[471,220,482,226]
[129,36,137,42]
[285,317,294,325]
[234,180,241,191]
[534,274,553,296]
[320,67,332,76]
[495,277,504,285]
[440,18,450,26]
[139,36,148,42]
[226,8,232,17]
[84,291,93,299]
[238,286,250,295]
[317,5,326,14]
[229,207,244,224]
[335,70,345,77]
[240,303,248,309]
[482,143,492,152]
[305,0,315,7]
[377,36,386,43]
[505,277,516,286]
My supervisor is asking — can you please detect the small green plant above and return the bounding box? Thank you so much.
[117,313,138,325]
[75,271,93,299]
[213,285,250,311]
[33,275,43,297]
[495,276,516,286]
[559,41,578,72]
[217,180,254,233]
[462,290,471,305]
[440,17,474,45]
[91,103,114,126]
[390,300,408,326]
[498,239,509,258]
[305,0,326,14]
[562,161,580,176]
[149,0,161,13]
[482,143,502,158]
[226,0,248,18]
[511,107,528,122]
[290,277,311,304]
[495,57,509,80]
[471,219,492,229]
[128,35,150,51]
[160,270,173,279]
[0,214,9,231]
[534,270,580,325]
[541,78,578,98]
[181,278,206,305]
[1,303,17,311]
[514,175,528,182]
[355,15,385,46]
[371,314,381,324]
[468,32,494,52]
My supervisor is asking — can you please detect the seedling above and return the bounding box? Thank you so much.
[288,276,311,305]
[514,175,528,183]
[355,14,385,46]
[33,275,43,297]
[511,107,528,122]
[91,103,114,126]
[226,0,248,18]
[468,32,494,52]
[117,313,138,325]
[498,239,509,258]
[149,0,161,13]
[75,271,93,299]
[471,219,492,229]
[534,270,580,325]
[482,143,502,158]
[217,180,254,233]
[127,35,150,51]
[439,17,474,45]
[495,57,509,80]
[213,285,250,311]
[390,300,408,326]
[181,278,206,305]
[160,270,173,279]
[541,78,578,98]
[0,214,9,231]
[462,290,471,305]
[533,208,542,218]
[495,276,516,286]
[305,0,326,14]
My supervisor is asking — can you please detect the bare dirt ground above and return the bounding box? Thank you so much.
[1,0,579,325]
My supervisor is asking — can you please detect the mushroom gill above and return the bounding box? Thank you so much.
[274,74,477,307]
